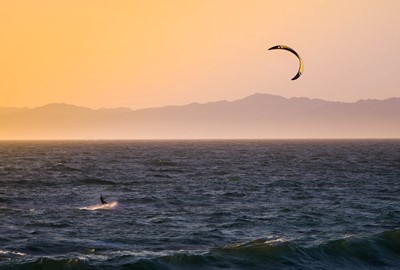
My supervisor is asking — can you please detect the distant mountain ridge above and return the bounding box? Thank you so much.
[1,93,399,139]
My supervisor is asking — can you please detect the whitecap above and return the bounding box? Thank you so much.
[79,201,118,211]
[0,250,27,257]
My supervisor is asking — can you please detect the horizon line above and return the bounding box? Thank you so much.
[1,138,400,142]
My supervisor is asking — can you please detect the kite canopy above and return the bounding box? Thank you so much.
[268,45,304,80]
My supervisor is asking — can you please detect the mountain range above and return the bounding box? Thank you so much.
[1,93,399,139]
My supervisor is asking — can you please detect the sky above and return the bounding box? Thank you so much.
[1,0,400,109]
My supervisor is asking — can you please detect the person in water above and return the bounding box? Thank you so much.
[100,195,107,204]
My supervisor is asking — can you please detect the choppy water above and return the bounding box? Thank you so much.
[0,140,400,269]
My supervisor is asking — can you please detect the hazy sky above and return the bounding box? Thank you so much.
[1,0,399,109]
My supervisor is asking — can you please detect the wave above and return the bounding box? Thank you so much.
[0,257,91,270]
[207,229,400,269]
[0,249,27,258]
[146,160,180,167]
[79,178,116,186]
[2,229,400,269]
[52,163,82,172]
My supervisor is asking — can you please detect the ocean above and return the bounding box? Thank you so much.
[0,140,399,269]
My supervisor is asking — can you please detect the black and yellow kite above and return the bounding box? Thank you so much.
[268,45,304,80]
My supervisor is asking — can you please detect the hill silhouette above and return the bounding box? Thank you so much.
[0,93,399,139]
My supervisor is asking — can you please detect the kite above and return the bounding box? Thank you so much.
[268,45,304,80]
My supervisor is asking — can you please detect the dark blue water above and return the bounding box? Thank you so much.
[1,140,400,269]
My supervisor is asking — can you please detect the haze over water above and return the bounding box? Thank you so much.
[1,140,400,269]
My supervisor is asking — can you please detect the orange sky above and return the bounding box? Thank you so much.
[1,0,400,109]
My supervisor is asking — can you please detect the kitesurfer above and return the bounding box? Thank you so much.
[100,195,107,204]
